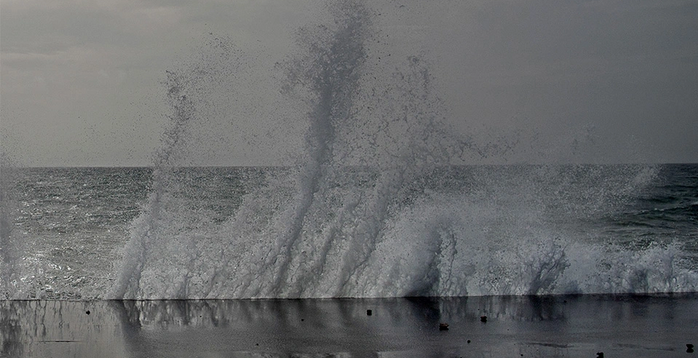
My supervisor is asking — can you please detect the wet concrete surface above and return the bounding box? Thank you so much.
[1,294,696,357]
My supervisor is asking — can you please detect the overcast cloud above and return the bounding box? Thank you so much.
[1,0,697,166]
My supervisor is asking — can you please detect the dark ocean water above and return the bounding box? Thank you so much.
[1,164,696,300]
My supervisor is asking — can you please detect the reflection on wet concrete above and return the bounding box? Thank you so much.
[1,294,696,357]
[0,300,128,358]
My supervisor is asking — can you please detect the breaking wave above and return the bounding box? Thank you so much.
[110,0,698,299]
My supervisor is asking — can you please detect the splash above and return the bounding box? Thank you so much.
[110,0,698,299]
[0,154,29,299]
[110,57,220,298]
[0,155,19,298]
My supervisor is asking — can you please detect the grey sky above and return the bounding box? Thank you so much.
[1,0,697,166]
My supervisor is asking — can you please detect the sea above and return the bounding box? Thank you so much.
[1,0,698,301]
[1,164,697,300]
[2,1,698,356]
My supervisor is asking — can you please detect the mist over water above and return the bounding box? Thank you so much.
[0,0,693,304]
[101,0,698,300]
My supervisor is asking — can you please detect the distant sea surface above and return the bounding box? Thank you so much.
[2,164,697,299]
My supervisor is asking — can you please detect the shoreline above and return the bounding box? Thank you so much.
[2,294,696,357]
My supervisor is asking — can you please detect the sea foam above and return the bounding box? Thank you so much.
[109,0,698,299]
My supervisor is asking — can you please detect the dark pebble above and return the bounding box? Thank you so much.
[687,343,694,353]
[85,310,90,315]
[439,323,449,331]
[367,309,372,316]
[597,353,604,358]
[480,315,487,323]
[467,340,471,344]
